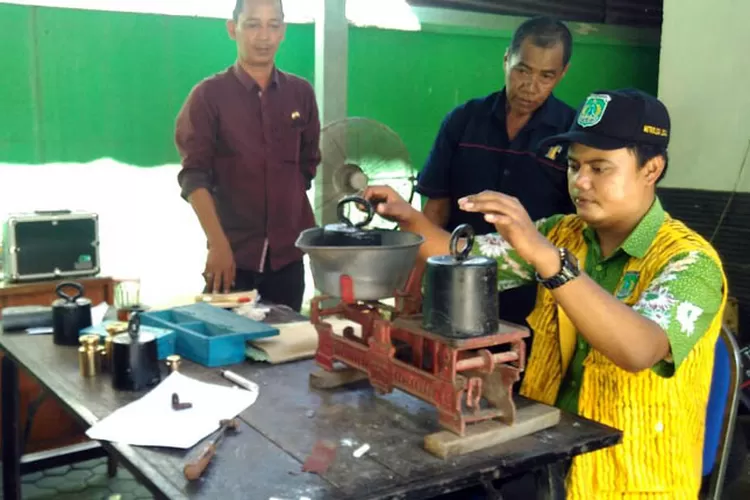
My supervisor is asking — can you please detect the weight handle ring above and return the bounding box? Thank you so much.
[128,313,141,340]
[55,281,84,302]
[337,195,375,229]
[449,224,475,261]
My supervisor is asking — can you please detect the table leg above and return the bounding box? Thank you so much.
[535,461,567,500]
[479,477,505,500]
[2,355,22,500]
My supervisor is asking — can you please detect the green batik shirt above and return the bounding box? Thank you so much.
[471,198,724,415]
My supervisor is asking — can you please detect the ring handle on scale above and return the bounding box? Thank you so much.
[127,313,141,340]
[55,281,85,302]
[449,224,475,262]
[336,195,375,228]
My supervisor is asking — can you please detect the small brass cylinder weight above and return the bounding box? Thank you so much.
[166,355,182,373]
[78,334,101,378]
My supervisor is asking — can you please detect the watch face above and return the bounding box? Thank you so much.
[559,248,581,280]
[562,248,578,269]
[536,247,580,289]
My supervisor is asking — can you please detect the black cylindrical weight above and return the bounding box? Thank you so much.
[52,282,92,346]
[422,224,499,338]
[111,333,161,391]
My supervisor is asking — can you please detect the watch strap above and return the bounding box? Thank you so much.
[536,248,580,290]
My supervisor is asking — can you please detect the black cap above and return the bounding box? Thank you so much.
[542,88,670,151]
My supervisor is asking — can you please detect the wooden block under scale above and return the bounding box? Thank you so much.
[309,367,369,389]
[424,400,561,459]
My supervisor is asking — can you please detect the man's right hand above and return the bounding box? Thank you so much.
[364,185,454,260]
[204,238,236,294]
[362,185,418,225]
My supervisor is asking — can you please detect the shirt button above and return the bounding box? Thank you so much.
[595,265,603,271]
[654,422,664,433]
[504,169,510,177]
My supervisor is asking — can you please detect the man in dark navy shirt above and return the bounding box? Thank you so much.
[175,0,319,312]
[417,16,576,331]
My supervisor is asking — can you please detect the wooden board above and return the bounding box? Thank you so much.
[247,318,363,365]
[424,403,562,459]
[149,291,258,311]
[195,291,258,309]
[247,320,319,364]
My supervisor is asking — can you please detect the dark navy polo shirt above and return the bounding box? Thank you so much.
[416,89,576,235]
[416,89,576,333]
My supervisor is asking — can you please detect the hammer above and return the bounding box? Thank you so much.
[183,418,239,481]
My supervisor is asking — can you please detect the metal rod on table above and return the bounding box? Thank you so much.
[455,351,519,372]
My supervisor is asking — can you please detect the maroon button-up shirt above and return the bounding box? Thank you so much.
[175,64,321,272]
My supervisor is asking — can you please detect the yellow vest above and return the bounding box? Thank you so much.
[520,214,727,499]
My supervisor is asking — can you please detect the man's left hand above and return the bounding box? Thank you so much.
[458,191,558,272]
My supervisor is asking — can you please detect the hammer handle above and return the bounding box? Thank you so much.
[183,444,217,481]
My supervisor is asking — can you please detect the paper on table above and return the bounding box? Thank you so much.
[91,302,110,325]
[86,372,259,449]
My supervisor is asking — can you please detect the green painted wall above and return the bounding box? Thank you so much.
[0,4,660,170]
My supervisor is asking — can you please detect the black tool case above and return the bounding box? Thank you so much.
[2,210,100,282]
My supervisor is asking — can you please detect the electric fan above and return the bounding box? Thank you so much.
[313,117,417,228]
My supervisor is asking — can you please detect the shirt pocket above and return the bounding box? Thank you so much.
[272,113,305,165]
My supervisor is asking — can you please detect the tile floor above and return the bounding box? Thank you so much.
[11,458,153,499]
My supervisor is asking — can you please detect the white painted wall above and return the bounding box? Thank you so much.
[0,160,317,309]
[658,0,750,191]
[0,160,421,310]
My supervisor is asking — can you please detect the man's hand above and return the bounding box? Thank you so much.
[362,185,419,224]
[204,238,236,294]
[458,191,559,274]
[362,185,452,260]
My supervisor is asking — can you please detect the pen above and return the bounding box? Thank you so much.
[219,369,258,392]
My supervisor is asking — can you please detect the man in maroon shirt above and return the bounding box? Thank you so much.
[175,0,320,311]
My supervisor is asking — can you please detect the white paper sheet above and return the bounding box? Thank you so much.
[91,302,110,325]
[86,372,259,449]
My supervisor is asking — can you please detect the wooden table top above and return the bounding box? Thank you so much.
[0,307,622,499]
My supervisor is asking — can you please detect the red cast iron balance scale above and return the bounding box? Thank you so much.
[296,196,559,458]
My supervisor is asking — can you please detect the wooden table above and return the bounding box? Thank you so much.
[0,307,622,499]
[0,277,116,453]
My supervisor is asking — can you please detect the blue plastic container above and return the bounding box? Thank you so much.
[139,302,278,367]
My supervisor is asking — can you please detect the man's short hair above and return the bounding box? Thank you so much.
[509,16,573,67]
[233,0,285,22]
[629,144,669,183]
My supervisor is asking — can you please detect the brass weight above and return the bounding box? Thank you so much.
[100,322,126,373]
[166,355,182,373]
[78,334,101,377]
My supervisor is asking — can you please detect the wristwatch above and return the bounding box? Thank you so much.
[536,247,580,290]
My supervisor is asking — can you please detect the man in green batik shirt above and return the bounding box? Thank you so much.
[475,204,722,414]
[362,88,725,497]
[368,89,723,416]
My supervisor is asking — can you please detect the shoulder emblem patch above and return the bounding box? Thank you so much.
[545,145,563,161]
